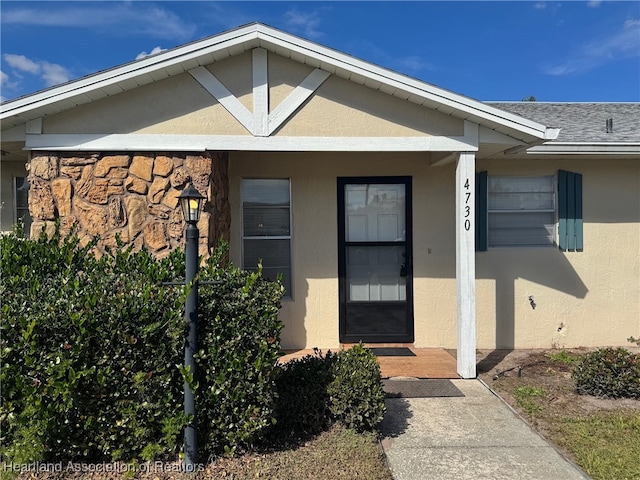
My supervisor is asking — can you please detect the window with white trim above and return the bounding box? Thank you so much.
[487,176,555,247]
[14,177,32,236]
[242,178,292,296]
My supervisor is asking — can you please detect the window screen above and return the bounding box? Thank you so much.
[242,179,292,296]
[487,176,555,247]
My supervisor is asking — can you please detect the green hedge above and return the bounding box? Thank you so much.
[572,347,640,399]
[0,225,284,463]
[271,344,386,440]
[195,246,285,456]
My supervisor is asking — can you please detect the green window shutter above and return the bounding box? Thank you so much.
[558,170,583,252]
[476,171,488,252]
[575,173,583,251]
[567,172,576,251]
[558,170,568,250]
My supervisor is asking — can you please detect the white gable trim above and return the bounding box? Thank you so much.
[1,23,556,144]
[252,48,269,136]
[268,68,330,135]
[187,48,330,138]
[188,66,254,134]
[24,133,479,152]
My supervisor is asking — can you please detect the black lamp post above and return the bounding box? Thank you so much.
[177,182,205,471]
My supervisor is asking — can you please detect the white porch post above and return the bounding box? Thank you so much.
[456,151,477,378]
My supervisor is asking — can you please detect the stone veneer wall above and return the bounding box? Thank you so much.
[27,151,230,257]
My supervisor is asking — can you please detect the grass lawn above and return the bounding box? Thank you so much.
[554,411,640,480]
[3,424,392,480]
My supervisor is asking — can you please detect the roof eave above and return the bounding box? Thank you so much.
[1,23,551,142]
[525,142,640,155]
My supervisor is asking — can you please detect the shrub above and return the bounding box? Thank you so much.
[271,349,336,438]
[1,225,186,463]
[328,344,386,432]
[572,348,640,399]
[195,246,285,456]
[270,344,386,440]
[0,227,284,462]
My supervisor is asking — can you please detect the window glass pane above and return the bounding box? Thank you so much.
[346,246,406,301]
[243,239,291,294]
[244,265,292,297]
[14,177,32,236]
[489,192,554,210]
[15,177,30,206]
[242,179,290,206]
[488,176,553,193]
[488,176,556,247]
[244,238,290,266]
[488,212,555,246]
[243,207,290,236]
[345,184,405,242]
[242,178,292,296]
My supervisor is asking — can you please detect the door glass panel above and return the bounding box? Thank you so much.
[346,246,406,301]
[346,184,405,242]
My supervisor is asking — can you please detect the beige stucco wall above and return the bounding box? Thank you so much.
[230,153,639,350]
[476,157,640,349]
[43,51,463,138]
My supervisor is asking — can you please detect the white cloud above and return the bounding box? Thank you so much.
[587,1,602,7]
[136,46,167,61]
[534,2,562,13]
[1,4,196,40]
[284,8,324,39]
[1,69,19,97]
[545,18,640,76]
[624,18,640,28]
[3,54,40,74]
[41,62,71,86]
[2,54,71,88]
[396,56,436,73]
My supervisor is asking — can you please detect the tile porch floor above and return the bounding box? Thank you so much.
[278,347,459,379]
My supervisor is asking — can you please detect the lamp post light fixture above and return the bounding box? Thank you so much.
[177,182,205,471]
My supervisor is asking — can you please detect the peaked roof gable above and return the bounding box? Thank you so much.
[1,22,557,143]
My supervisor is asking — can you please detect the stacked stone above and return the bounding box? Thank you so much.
[27,151,230,257]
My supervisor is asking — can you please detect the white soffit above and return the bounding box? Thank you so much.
[0,23,554,143]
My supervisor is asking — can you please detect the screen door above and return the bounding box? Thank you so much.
[338,177,413,343]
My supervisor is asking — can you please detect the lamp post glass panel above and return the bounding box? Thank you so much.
[179,183,205,224]
[177,183,205,470]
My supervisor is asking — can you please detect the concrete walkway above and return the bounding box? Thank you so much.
[380,379,590,480]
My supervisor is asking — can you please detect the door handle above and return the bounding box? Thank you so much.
[400,263,407,277]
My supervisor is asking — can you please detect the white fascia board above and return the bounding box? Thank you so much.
[0,25,263,120]
[24,133,478,152]
[2,24,553,143]
[255,28,552,140]
[526,143,640,154]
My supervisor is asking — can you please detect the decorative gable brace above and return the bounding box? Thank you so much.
[189,48,330,137]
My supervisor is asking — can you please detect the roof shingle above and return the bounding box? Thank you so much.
[487,102,640,143]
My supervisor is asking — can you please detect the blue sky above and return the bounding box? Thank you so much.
[1,1,639,103]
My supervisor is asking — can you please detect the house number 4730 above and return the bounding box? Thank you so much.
[464,178,471,231]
